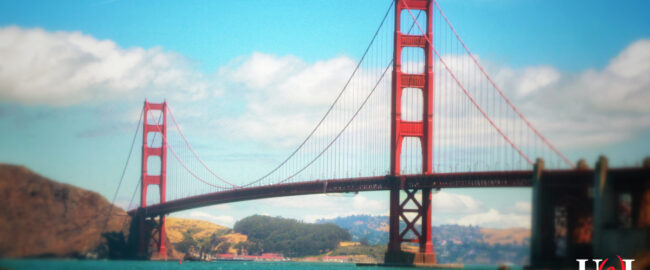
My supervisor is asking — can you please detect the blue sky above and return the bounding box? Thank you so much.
[1,0,649,228]
[3,0,649,72]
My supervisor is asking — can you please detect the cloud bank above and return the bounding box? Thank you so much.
[0,26,211,106]
[216,52,358,146]
[3,26,648,150]
[494,39,650,148]
[213,39,650,150]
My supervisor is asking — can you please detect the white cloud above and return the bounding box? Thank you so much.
[184,211,236,227]
[2,26,647,152]
[448,208,530,229]
[294,192,527,228]
[282,194,386,213]
[494,39,650,148]
[430,39,650,152]
[211,39,650,155]
[254,193,388,223]
[352,194,386,213]
[433,191,482,214]
[513,201,531,214]
[216,52,360,147]
[208,204,233,211]
[0,26,212,106]
[495,66,561,98]
[253,191,483,223]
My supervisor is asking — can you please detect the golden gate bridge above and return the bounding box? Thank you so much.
[108,0,650,267]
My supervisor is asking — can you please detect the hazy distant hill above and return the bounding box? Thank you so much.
[0,164,130,258]
[316,215,388,244]
[480,227,530,245]
[318,215,530,265]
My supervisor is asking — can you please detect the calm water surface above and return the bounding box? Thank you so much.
[0,260,520,270]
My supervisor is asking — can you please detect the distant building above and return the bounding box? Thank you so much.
[214,252,285,261]
[322,256,349,263]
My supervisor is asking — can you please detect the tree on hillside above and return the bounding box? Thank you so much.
[234,215,351,257]
[174,231,197,254]
[360,237,369,246]
[216,242,231,254]
[234,240,263,255]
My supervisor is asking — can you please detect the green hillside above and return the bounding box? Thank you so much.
[234,215,351,257]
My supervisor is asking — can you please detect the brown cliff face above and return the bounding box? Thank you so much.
[0,164,130,258]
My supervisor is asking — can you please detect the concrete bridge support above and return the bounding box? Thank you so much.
[530,158,547,267]
[529,156,650,269]
[594,157,650,260]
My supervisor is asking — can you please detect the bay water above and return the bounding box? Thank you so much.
[0,260,521,270]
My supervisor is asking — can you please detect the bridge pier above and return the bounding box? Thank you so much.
[593,156,650,260]
[134,212,168,259]
[386,178,435,265]
[529,158,546,267]
[129,209,170,260]
[528,156,650,269]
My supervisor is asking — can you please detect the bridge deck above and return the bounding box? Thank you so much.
[130,168,646,217]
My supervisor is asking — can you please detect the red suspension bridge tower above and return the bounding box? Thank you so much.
[138,100,168,259]
[386,0,436,265]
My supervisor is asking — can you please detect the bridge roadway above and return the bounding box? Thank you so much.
[131,168,629,217]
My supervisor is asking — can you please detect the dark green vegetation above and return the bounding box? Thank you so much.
[234,215,351,257]
[173,229,234,260]
[329,243,386,262]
